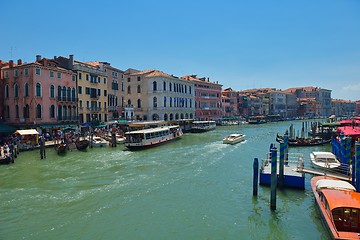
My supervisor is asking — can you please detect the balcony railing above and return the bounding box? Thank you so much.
[57,96,78,102]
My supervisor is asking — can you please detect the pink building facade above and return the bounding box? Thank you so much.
[182,75,222,120]
[0,55,77,127]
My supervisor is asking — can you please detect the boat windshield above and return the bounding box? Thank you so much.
[333,207,360,233]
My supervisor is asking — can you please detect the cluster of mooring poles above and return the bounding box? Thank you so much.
[253,131,290,211]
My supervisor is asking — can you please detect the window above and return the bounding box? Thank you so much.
[78,86,82,94]
[170,97,172,107]
[50,85,55,98]
[153,97,157,108]
[72,88,76,100]
[104,90,107,96]
[14,69,18,77]
[163,81,166,91]
[85,87,90,95]
[137,76,140,81]
[79,72,82,80]
[36,104,42,118]
[50,71,54,77]
[153,81,157,91]
[24,68,29,76]
[58,86,62,97]
[86,74,89,81]
[5,71,9,78]
[169,83,172,91]
[15,105,19,118]
[35,68,41,75]
[137,99,141,108]
[23,104,30,118]
[127,77,131,82]
[97,89,100,96]
[36,83,42,96]
[164,96,167,107]
[57,72,61,78]
[72,75,76,81]
[127,86,131,94]
[25,83,29,97]
[104,78,106,84]
[98,77,101,83]
[50,105,55,118]
[137,85,141,93]
[14,83,19,97]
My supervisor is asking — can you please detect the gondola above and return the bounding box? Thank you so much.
[288,137,331,147]
[75,139,89,150]
[56,143,67,154]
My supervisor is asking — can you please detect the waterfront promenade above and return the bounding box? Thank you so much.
[0,120,331,239]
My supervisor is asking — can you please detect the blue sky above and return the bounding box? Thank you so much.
[2,0,360,100]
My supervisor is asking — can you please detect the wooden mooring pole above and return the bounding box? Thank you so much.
[253,158,259,196]
[279,141,285,188]
[270,144,277,211]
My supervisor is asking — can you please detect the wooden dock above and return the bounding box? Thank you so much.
[294,166,352,181]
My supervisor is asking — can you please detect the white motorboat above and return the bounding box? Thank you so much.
[223,133,246,145]
[89,136,108,147]
[310,151,341,170]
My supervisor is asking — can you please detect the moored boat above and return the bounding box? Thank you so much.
[310,151,341,170]
[311,176,360,239]
[190,121,216,133]
[288,137,331,147]
[90,137,108,147]
[75,139,90,150]
[124,125,183,150]
[223,133,246,145]
[56,143,67,154]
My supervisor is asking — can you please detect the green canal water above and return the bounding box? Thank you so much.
[1,121,331,239]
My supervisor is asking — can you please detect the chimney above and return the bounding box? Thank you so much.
[9,60,14,68]
[36,55,41,62]
[17,59,22,65]
[69,54,74,69]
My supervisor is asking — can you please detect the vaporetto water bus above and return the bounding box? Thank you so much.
[124,125,183,150]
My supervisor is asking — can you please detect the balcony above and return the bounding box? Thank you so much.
[90,93,99,99]
[57,96,78,102]
[87,107,102,112]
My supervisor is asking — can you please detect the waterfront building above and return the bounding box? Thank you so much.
[285,86,332,117]
[356,101,360,115]
[331,99,356,117]
[237,94,250,117]
[222,88,239,118]
[269,91,287,117]
[55,55,108,124]
[182,75,222,120]
[85,62,124,120]
[297,98,319,117]
[0,56,77,127]
[124,69,195,121]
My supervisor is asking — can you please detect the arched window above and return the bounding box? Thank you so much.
[58,105,62,120]
[170,113,174,120]
[185,85,187,94]
[50,105,55,118]
[127,86,131,94]
[137,99,141,108]
[71,88,76,100]
[50,85,55,98]
[5,84,9,98]
[24,83,29,97]
[137,85,141,93]
[23,104,29,118]
[164,96,167,107]
[15,105,19,118]
[67,87,71,100]
[127,99,131,105]
[153,81,157,91]
[175,113,179,120]
[164,113,168,121]
[163,81,166,91]
[189,86,192,94]
[36,83,41,97]
[185,113,189,119]
[36,104,42,118]
[170,97,172,107]
[190,113,193,119]
[169,82,172,91]
[68,106,71,120]
[62,86,66,98]
[14,83,19,97]
[58,86,62,97]
[153,97,157,108]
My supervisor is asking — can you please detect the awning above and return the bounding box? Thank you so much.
[93,124,107,128]
[16,129,39,135]
[0,123,17,134]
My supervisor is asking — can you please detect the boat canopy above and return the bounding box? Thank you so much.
[15,129,39,135]
[316,179,355,191]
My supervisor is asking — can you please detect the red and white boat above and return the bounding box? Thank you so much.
[311,176,360,239]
